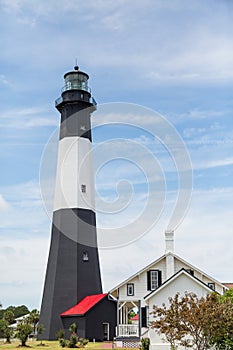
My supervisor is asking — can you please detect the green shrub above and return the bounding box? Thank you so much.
[79,337,89,347]
[56,323,88,348]
[69,323,77,334]
[68,333,78,348]
[56,329,65,340]
[140,337,150,350]
[59,338,67,348]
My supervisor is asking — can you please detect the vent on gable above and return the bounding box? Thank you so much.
[186,269,194,276]
[208,282,215,291]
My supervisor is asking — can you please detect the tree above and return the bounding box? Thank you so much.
[28,309,40,336]
[0,305,29,321]
[15,319,33,346]
[151,292,233,350]
[211,289,233,349]
[151,293,187,349]
[37,324,45,345]
[8,305,29,319]
[3,310,15,324]
[0,310,15,343]
[0,319,13,343]
[218,287,233,302]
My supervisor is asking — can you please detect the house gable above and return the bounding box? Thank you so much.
[145,268,213,301]
[110,253,227,302]
[173,255,226,294]
[146,269,214,350]
[110,256,167,305]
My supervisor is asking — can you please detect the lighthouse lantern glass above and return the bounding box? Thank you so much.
[63,72,90,93]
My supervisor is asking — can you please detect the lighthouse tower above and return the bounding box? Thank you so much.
[39,66,102,340]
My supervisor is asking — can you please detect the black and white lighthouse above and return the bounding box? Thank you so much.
[39,66,103,340]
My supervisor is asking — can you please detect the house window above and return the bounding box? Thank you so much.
[81,184,86,193]
[186,269,194,276]
[82,251,89,262]
[127,283,134,296]
[208,282,215,291]
[147,270,162,291]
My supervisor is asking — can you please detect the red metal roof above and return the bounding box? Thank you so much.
[131,314,139,321]
[61,294,107,316]
[223,283,233,288]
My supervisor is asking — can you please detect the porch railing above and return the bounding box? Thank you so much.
[116,324,139,337]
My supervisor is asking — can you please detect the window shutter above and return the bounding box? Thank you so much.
[147,271,151,290]
[141,307,147,327]
[158,270,162,287]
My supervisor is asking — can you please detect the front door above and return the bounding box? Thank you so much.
[103,323,109,341]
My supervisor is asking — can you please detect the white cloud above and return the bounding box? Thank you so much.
[176,188,233,281]
[0,107,58,129]
[196,157,233,170]
[0,74,11,86]
[0,181,50,234]
[0,237,49,308]
[175,109,227,122]
[101,186,233,291]
[0,194,10,210]
[1,0,233,85]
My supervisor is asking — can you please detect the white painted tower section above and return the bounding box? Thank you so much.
[54,136,95,212]
[165,230,175,280]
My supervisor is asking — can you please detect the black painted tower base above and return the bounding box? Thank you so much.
[39,209,102,340]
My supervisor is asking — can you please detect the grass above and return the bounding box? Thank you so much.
[0,340,136,350]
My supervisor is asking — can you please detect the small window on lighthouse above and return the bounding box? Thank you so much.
[81,184,86,193]
[83,251,89,262]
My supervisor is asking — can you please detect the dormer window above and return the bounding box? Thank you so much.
[82,251,89,262]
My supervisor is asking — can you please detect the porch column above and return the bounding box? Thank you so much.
[117,299,119,337]
[138,300,141,338]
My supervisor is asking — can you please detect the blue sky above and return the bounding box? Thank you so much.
[0,0,233,309]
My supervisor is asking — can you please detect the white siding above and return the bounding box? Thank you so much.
[148,273,210,350]
[174,257,224,294]
[111,254,225,308]
[117,258,166,306]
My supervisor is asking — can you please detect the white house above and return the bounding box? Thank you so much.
[109,230,229,348]
[10,314,30,330]
[145,269,216,350]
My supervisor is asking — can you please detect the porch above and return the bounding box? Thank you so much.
[115,300,149,339]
